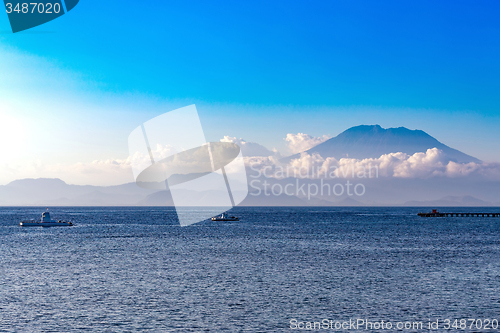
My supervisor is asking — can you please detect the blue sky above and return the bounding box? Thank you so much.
[1,0,500,184]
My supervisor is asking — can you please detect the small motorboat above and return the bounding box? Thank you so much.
[211,212,239,221]
[20,210,73,227]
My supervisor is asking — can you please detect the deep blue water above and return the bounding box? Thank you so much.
[0,207,499,332]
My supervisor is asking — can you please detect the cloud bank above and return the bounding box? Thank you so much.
[285,133,331,154]
[247,148,500,180]
[3,133,500,186]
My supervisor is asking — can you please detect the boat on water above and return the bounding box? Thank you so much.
[20,210,73,227]
[211,212,239,221]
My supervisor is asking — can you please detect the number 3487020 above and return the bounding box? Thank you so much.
[5,3,61,14]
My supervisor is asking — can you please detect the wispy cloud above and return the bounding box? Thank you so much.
[1,158,134,186]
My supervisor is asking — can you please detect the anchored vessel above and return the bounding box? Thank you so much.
[418,209,500,217]
[20,210,73,227]
[211,212,239,221]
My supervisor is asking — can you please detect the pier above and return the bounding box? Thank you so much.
[418,209,500,217]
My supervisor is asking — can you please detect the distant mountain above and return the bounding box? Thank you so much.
[240,191,308,206]
[137,190,175,206]
[1,176,499,207]
[138,189,247,206]
[0,178,156,206]
[404,195,493,207]
[334,197,365,206]
[284,125,480,163]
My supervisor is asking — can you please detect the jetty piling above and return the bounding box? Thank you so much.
[418,209,500,217]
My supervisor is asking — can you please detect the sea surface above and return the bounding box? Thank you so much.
[0,207,499,332]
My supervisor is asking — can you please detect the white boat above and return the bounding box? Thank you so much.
[211,212,239,221]
[20,210,73,227]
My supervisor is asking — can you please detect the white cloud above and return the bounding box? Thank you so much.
[0,141,273,186]
[220,136,276,157]
[246,148,500,180]
[5,142,500,187]
[285,133,331,154]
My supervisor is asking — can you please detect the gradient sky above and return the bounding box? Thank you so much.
[1,0,500,184]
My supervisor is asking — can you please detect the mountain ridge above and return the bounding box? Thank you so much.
[1,177,499,206]
[284,125,480,163]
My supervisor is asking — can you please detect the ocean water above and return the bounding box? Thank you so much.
[0,207,499,332]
